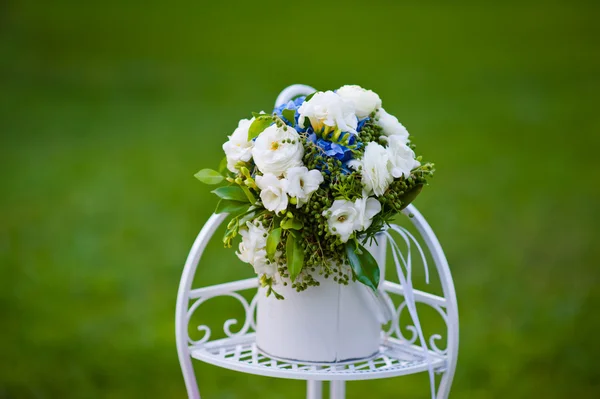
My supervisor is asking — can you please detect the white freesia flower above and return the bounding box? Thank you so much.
[337,85,382,119]
[222,118,254,172]
[350,142,393,197]
[284,166,324,208]
[255,173,289,214]
[387,135,420,178]
[323,200,359,243]
[252,249,277,276]
[376,108,409,142]
[237,221,276,276]
[298,91,358,134]
[252,124,304,176]
[353,196,382,231]
[236,221,267,260]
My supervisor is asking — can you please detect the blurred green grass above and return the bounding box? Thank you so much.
[1,0,600,397]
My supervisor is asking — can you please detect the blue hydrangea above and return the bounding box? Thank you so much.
[273,96,306,128]
[307,132,358,163]
[357,117,370,131]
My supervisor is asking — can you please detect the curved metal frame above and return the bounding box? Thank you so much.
[175,85,458,399]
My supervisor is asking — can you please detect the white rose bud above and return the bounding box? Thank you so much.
[222,118,254,173]
[376,108,409,142]
[337,85,382,119]
[298,91,358,134]
[255,173,289,214]
[387,135,420,178]
[252,124,304,176]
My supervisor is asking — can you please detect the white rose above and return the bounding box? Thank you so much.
[350,142,393,197]
[284,166,324,208]
[255,173,289,214]
[353,196,382,231]
[252,124,304,176]
[252,249,277,276]
[236,221,268,265]
[376,108,409,142]
[387,135,420,178]
[298,91,358,134]
[323,200,359,243]
[222,118,254,173]
[337,85,382,119]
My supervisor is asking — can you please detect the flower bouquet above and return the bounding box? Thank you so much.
[195,85,434,362]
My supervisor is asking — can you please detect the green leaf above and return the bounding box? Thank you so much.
[398,184,423,210]
[215,199,251,215]
[252,112,271,118]
[194,169,224,185]
[345,242,380,292]
[212,186,250,202]
[280,218,303,230]
[248,115,273,141]
[286,233,304,282]
[304,91,316,102]
[266,228,282,260]
[218,157,228,173]
[282,109,296,125]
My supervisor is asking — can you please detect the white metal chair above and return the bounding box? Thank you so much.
[175,85,459,399]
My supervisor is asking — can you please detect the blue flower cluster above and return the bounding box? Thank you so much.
[307,132,356,162]
[273,97,370,164]
[273,96,305,129]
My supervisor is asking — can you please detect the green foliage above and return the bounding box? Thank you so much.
[247,115,273,140]
[212,186,250,202]
[345,242,380,292]
[282,109,296,126]
[194,168,224,184]
[398,184,423,210]
[286,232,304,282]
[304,92,316,102]
[266,228,281,260]
[330,172,363,201]
[280,217,302,230]
[218,157,228,173]
[215,199,250,215]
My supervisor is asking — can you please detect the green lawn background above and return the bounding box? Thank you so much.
[1,0,599,398]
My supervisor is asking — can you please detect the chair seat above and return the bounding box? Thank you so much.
[190,333,446,381]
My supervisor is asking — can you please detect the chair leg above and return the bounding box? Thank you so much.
[330,381,346,399]
[307,380,323,399]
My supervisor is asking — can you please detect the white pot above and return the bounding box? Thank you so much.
[255,235,387,363]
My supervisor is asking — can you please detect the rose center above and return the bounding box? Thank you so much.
[337,215,347,222]
[270,141,280,150]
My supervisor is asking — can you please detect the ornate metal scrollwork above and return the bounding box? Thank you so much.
[187,291,259,345]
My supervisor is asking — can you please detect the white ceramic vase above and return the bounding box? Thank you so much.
[255,235,387,363]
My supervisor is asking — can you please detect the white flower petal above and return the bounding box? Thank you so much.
[353,196,382,231]
[337,85,382,119]
[376,108,409,142]
[387,135,420,178]
[323,200,359,243]
[298,91,358,134]
[256,173,289,213]
[284,166,324,208]
[222,118,254,173]
[252,124,304,176]
[359,142,393,197]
